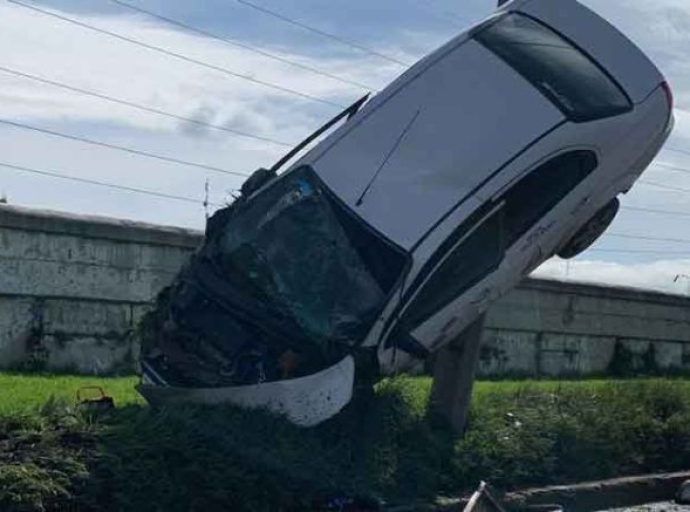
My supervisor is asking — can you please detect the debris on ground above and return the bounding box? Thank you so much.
[463,482,507,512]
[75,386,114,412]
[677,480,690,505]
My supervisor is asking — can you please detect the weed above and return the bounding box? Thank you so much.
[3,374,690,510]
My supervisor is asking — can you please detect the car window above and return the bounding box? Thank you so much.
[503,150,598,245]
[403,208,506,328]
[475,13,632,122]
[401,150,597,330]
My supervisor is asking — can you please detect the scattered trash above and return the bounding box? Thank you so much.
[463,482,507,512]
[76,386,114,412]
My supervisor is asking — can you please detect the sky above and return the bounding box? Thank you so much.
[1,0,690,294]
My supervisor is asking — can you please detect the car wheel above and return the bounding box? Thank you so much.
[557,198,620,259]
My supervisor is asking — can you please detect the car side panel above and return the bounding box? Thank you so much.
[377,91,669,372]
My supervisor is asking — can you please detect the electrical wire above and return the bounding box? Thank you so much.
[109,0,378,91]
[622,205,690,218]
[0,160,222,206]
[0,65,293,147]
[589,248,690,255]
[607,232,690,245]
[235,0,411,67]
[0,117,251,178]
[653,162,690,175]
[666,147,690,159]
[415,0,470,24]
[7,0,346,108]
[639,179,690,194]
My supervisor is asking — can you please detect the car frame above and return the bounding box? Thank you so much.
[139,0,673,424]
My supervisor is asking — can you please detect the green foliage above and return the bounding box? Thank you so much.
[0,372,142,416]
[80,376,454,511]
[453,380,690,490]
[0,403,92,511]
[3,374,690,511]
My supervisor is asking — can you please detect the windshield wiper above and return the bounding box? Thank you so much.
[269,93,371,174]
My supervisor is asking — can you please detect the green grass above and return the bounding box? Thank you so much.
[3,374,690,511]
[0,372,142,416]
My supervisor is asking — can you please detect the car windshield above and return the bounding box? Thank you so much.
[215,166,407,344]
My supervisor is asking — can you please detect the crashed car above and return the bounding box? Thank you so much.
[138,0,673,425]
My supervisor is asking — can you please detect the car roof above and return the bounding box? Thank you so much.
[292,0,661,252]
[299,37,564,250]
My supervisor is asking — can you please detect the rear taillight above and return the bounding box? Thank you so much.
[662,80,674,111]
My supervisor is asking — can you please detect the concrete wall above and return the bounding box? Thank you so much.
[0,204,201,373]
[2,204,690,377]
[479,279,690,377]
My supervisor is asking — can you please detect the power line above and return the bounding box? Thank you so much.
[607,232,690,245]
[415,0,466,24]
[0,160,222,206]
[0,65,293,147]
[653,162,690,175]
[623,205,690,218]
[8,0,346,109]
[109,0,378,91]
[0,117,252,179]
[235,0,411,67]
[639,179,690,194]
[666,147,690,159]
[589,248,690,255]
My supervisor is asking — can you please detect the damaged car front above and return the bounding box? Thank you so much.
[137,165,409,424]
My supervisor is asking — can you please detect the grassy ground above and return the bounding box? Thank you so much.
[3,374,690,511]
[0,372,142,416]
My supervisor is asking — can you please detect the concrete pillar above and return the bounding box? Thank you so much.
[430,314,486,434]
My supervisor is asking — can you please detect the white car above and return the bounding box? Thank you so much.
[139,0,673,423]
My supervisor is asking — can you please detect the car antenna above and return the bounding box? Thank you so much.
[269,93,371,174]
[356,109,420,206]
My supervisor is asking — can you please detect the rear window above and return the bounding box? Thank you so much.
[475,13,632,122]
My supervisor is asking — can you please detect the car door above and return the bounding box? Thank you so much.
[379,150,599,370]
[382,204,508,362]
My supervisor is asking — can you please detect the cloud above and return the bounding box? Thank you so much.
[0,2,405,139]
[0,1,430,228]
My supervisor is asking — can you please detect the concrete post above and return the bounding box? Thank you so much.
[430,314,486,434]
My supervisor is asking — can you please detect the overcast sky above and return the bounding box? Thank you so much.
[1,0,690,294]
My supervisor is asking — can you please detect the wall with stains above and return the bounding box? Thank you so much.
[479,279,690,377]
[2,204,690,376]
[0,204,201,373]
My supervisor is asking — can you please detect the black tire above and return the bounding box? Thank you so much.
[557,198,620,259]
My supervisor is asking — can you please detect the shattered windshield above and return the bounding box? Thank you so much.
[214,166,408,344]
